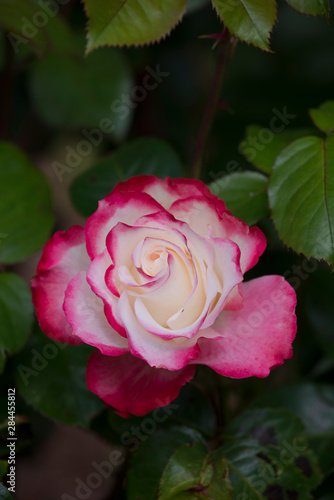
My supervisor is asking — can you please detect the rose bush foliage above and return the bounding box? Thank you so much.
[32,176,297,417]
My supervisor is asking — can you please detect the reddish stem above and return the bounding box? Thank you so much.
[190,30,237,179]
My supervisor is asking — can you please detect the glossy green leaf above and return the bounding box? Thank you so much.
[14,326,104,427]
[240,125,315,174]
[84,0,188,51]
[220,439,315,500]
[0,142,54,264]
[127,427,206,500]
[0,0,74,56]
[285,0,329,16]
[268,134,334,266]
[212,0,277,51]
[0,273,34,373]
[70,137,185,217]
[159,442,233,500]
[209,171,269,226]
[29,46,133,140]
[309,101,334,134]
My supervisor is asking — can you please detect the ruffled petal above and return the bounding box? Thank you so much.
[194,276,297,378]
[218,212,267,273]
[112,175,219,210]
[86,350,196,417]
[31,226,89,345]
[85,191,166,259]
[170,196,266,274]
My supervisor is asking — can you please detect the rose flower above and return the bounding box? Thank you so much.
[32,176,296,417]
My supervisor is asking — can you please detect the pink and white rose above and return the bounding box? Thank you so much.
[32,176,297,417]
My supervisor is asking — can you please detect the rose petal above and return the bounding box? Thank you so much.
[118,292,200,370]
[86,350,196,417]
[170,196,266,273]
[87,250,128,338]
[85,191,166,260]
[31,226,89,344]
[201,237,243,329]
[218,212,266,273]
[223,284,244,311]
[64,271,129,355]
[194,276,297,378]
[112,175,219,210]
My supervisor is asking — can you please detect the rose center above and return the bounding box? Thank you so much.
[141,246,168,277]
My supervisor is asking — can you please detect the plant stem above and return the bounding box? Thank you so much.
[190,30,237,180]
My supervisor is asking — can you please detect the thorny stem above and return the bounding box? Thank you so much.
[190,29,237,180]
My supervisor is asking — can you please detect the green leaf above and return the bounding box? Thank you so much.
[285,0,329,16]
[268,133,334,266]
[252,385,334,436]
[219,408,322,498]
[252,384,334,476]
[29,46,133,140]
[212,0,277,51]
[0,0,74,56]
[83,0,188,51]
[225,407,305,444]
[240,125,316,174]
[220,439,315,500]
[309,101,334,134]
[127,427,206,500]
[0,142,54,264]
[209,171,269,226]
[224,408,323,492]
[14,326,104,427]
[0,273,34,373]
[159,442,233,500]
[70,137,185,217]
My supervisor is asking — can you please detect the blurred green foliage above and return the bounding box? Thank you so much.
[0,0,334,498]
